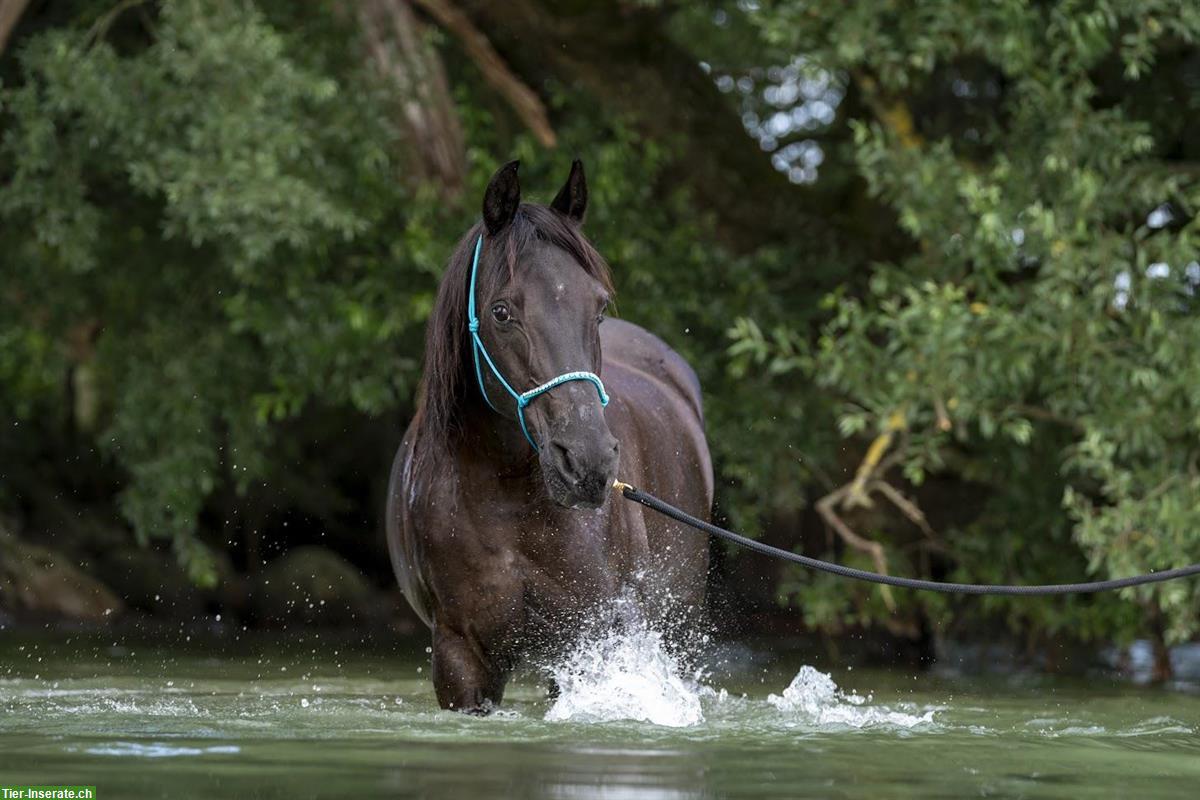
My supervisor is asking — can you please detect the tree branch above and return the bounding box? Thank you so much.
[84,0,151,46]
[869,479,937,542]
[845,409,907,508]
[411,0,556,148]
[450,0,885,254]
[815,485,896,611]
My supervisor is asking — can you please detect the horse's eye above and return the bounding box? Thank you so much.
[491,303,511,324]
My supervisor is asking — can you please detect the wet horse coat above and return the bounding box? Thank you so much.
[387,161,712,712]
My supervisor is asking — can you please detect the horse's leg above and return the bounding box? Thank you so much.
[432,624,506,714]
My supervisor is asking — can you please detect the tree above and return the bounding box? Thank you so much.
[731,0,1200,669]
[3,0,1199,674]
[0,0,808,586]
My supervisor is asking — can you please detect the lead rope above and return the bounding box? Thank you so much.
[612,481,1200,595]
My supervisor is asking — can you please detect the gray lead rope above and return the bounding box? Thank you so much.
[614,481,1200,595]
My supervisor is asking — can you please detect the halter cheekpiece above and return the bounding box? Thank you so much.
[467,233,609,449]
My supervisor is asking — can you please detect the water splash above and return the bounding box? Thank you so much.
[544,616,704,728]
[768,666,934,729]
[539,592,936,731]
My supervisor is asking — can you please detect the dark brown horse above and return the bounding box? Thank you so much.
[386,160,712,713]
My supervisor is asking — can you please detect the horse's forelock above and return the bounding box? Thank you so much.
[411,205,613,468]
[520,204,614,295]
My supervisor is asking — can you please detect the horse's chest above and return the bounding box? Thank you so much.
[418,499,649,639]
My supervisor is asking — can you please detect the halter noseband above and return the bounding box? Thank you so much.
[466,233,609,449]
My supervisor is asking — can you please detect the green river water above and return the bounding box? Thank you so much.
[1,630,1198,799]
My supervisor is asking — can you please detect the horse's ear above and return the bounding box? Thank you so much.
[483,160,521,234]
[551,158,588,224]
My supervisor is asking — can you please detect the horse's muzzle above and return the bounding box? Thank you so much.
[543,435,620,509]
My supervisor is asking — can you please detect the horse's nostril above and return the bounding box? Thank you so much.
[552,441,579,478]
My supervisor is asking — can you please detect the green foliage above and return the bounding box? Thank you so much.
[1,0,423,581]
[733,0,1200,642]
[1,0,799,584]
[3,0,1199,653]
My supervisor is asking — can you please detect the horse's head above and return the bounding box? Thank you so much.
[471,160,619,508]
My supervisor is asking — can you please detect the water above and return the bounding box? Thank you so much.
[2,629,1199,799]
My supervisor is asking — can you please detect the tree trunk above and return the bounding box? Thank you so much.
[1148,604,1174,683]
[354,0,468,201]
[0,0,32,56]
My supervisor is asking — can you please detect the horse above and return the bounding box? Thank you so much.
[386,159,713,713]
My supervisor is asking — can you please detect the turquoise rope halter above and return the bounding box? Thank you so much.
[467,233,609,449]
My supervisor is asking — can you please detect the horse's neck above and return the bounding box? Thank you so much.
[457,397,539,477]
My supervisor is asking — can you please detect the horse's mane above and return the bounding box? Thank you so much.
[409,203,614,468]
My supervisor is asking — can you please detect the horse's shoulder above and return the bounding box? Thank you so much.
[390,437,462,528]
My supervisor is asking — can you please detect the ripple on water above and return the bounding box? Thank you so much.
[4,642,1197,752]
[7,633,1200,800]
[80,742,241,758]
[1025,714,1196,739]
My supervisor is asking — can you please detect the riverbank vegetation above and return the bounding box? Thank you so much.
[2,1,1198,677]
